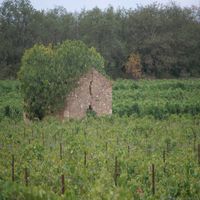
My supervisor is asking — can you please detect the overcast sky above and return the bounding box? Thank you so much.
[0,0,199,11]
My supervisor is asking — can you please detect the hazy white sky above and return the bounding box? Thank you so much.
[30,0,200,11]
[0,0,199,11]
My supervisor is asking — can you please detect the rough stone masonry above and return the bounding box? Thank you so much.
[59,68,112,119]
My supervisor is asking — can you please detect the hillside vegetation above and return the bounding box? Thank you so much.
[1,79,200,121]
[113,79,200,119]
[0,79,200,199]
[0,80,22,121]
[0,0,200,79]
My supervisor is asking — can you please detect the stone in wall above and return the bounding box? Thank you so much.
[60,68,112,119]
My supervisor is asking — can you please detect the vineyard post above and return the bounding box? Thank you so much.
[193,130,196,153]
[11,155,14,182]
[25,168,29,186]
[105,142,108,168]
[128,145,130,157]
[84,151,87,167]
[194,136,196,153]
[166,142,169,153]
[42,132,45,146]
[114,156,119,186]
[55,134,57,144]
[61,174,65,194]
[163,150,166,173]
[198,144,200,166]
[28,139,31,145]
[152,164,155,195]
[60,143,63,160]
[23,127,25,138]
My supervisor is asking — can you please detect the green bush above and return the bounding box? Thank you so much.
[0,181,61,200]
[0,80,22,121]
[18,41,104,120]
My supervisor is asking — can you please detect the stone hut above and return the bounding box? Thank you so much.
[59,68,112,119]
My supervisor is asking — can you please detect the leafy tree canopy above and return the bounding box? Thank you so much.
[1,0,200,79]
[18,40,104,120]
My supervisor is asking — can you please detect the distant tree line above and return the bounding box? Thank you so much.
[0,0,200,79]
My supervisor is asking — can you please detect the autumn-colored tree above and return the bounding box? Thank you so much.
[124,53,142,79]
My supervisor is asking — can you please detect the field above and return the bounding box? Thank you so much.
[0,79,200,199]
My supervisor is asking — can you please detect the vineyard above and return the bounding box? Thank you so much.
[0,79,200,199]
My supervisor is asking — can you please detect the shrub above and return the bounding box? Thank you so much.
[147,105,166,120]
[131,103,140,115]
[18,40,104,120]
[0,181,60,200]
[124,53,142,79]
[86,107,97,118]
[0,80,22,121]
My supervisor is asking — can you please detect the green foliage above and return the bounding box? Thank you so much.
[1,79,200,121]
[18,40,104,120]
[0,79,200,199]
[18,44,54,120]
[86,107,97,118]
[0,80,22,122]
[0,181,61,200]
[0,0,35,79]
[1,1,200,79]
[0,115,200,199]
[113,79,200,119]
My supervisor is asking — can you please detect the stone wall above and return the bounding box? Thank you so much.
[60,69,112,119]
[91,69,112,116]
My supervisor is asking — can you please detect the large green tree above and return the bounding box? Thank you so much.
[79,7,127,77]
[0,0,35,78]
[18,40,104,120]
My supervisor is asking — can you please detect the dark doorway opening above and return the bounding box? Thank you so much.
[88,104,92,111]
[86,104,96,117]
